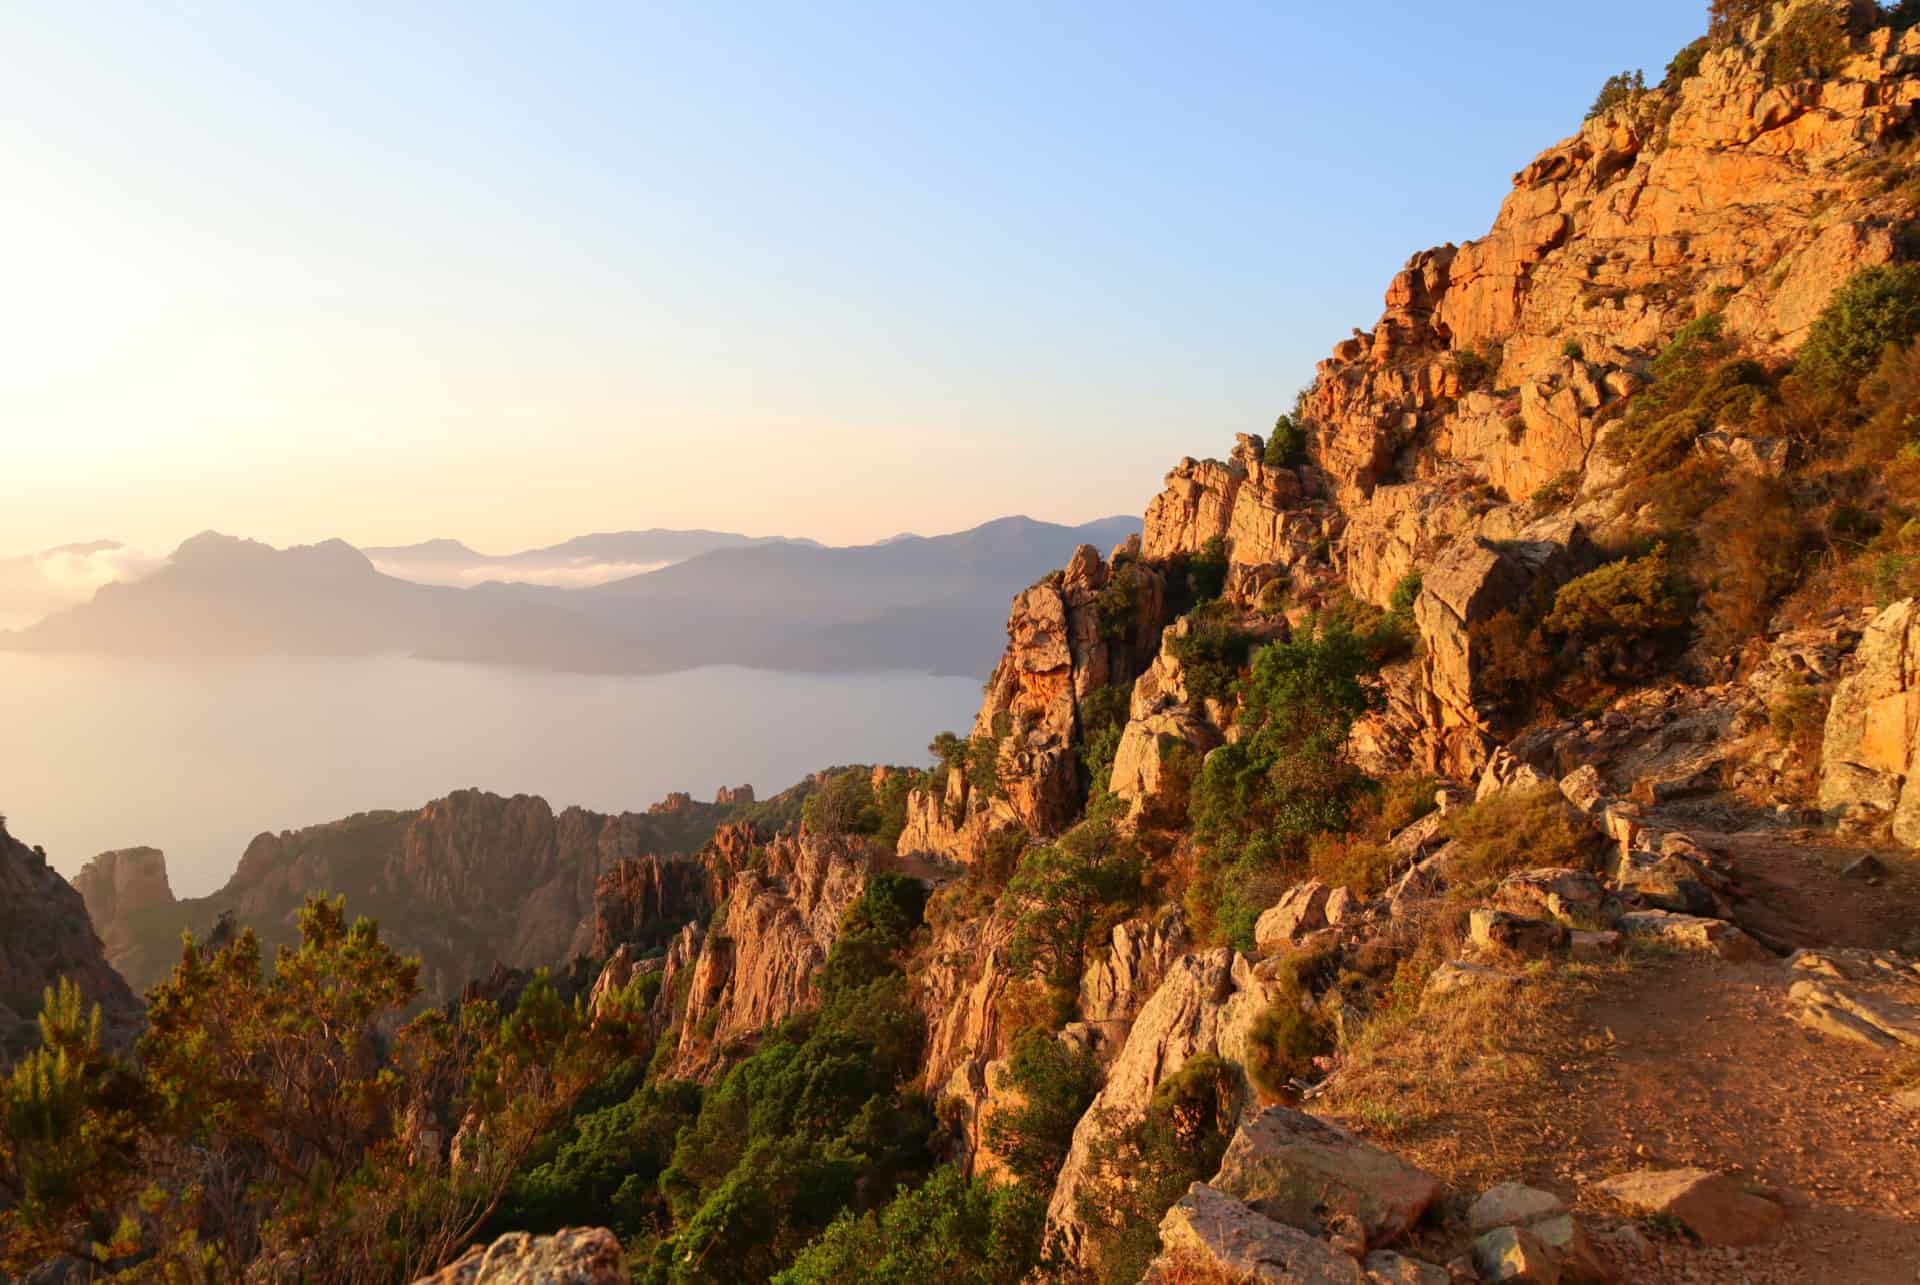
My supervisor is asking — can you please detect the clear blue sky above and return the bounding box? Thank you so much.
[1,1,1708,554]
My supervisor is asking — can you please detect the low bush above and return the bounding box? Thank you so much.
[1761,2,1856,85]
[1588,70,1645,119]
[1440,786,1599,896]
[1168,602,1253,704]
[1769,681,1830,754]
[1543,544,1685,641]
[1244,950,1334,1100]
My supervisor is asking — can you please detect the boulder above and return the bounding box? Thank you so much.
[1616,911,1767,962]
[1472,1224,1560,1284]
[1469,908,1569,960]
[1146,1182,1366,1284]
[1211,1106,1441,1244]
[1422,960,1515,1001]
[412,1228,624,1285]
[1080,908,1192,1053]
[1568,931,1622,963]
[1788,977,1920,1050]
[1594,1168,1784,1247]
[1468,1183,1566,1234]
[1493,869,1604,923]
[1256,881,1334,952]
[1361,1250,1451,1284]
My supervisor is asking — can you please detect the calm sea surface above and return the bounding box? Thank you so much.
[0,653,982,897]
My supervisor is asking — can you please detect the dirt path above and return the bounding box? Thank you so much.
[1690,827,1920,953]
[1540,955,1919,1283]
[1546,827,1920,1282]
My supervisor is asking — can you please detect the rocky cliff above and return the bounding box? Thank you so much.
[0,822,140,1058]
[87,786,768,1000]
[72,845,175,986]
[662,826,873,1080]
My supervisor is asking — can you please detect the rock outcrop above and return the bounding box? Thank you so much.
[1044,948,1281,1266]
[665,830,870,1080]
[0,823,141,1057]
[72,845,175,984]
[1819,597,1920,842]
[411,1228,625,1285]
[585,853,714,958]
[83,788,742,1000]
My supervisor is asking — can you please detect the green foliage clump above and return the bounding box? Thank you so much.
[1587,69,1645,119]
[1388,570,1423,616]
[1093,559,1148,642]
[1077,682,1133,795]
[1448,339,1502,393]
[1663,36,1710,89]
[803,766,917,847]
[774,1165,1045,1285]
[1761,3,1856,85]
[1770,681,1829,752]
[3,897,615,1283]
[1530,469,1581,518]
[1605,314,1772,490]
[1006,820,1145,989]
[1190,534,1230,603]
[1544,544,1685,640]
[1793,264,1920,399]
[1187,621,1381,948]
[1440,786,1598,895]
[494,1079,702,1242]
[1265,414,1308,467]
[1167,602,1254,705]
[1709,0,1771,42]
[981,1028,1099,1188]
[1245,951,1332,1100]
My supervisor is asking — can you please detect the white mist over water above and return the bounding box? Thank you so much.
[0,653,983,898]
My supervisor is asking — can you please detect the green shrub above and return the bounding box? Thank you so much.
[981,1029,1099,1188]
[1663,36,1710,88]
[1449,340,1502,393]
[1587,69,1645,119]
[1794,264,1920,399]
[1605,314,1773,485]
[1265,414,1308,467]
[1244,952,1333,1100]
[1078,1056,1239,1285]
[1187,621,1381,947]
[1530,470,1580,518]
[1077,683,1133,793]
[1769,681,1829,753]
[1388,570,1423,616]
[1709,0,1772,43]
[1544,544,1685,640]
[1167,602,1253,704]
[1005,820,1145,989]
[1562,338,1586,361]
[1189,534,1230,603]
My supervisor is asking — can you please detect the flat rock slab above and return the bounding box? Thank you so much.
[1213,1105,1441,1245]
[1789,977,1920,1050]
[1148,1182,1365,1284]
[1616,910,1767,962]
[1594,1167,1784,1247]
[413,1228,625,1285]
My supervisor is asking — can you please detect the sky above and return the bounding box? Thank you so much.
[0,0,1707,558]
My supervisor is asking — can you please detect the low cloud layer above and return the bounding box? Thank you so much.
[367,557,672,589]
[0,543,164,629]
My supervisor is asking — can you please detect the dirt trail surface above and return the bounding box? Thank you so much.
[1550,828,1919,1283]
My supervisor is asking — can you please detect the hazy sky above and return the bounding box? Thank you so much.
[2,1,1704,556]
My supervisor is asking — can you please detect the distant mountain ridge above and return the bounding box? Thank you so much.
[364,528,820,588]
[0,514,1141,678]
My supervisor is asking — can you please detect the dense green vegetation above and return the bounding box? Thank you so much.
[1186,620,1382,948]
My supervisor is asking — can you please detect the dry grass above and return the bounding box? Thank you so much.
[1144,1248,1253,1284]
[1318,956,1631,1195]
